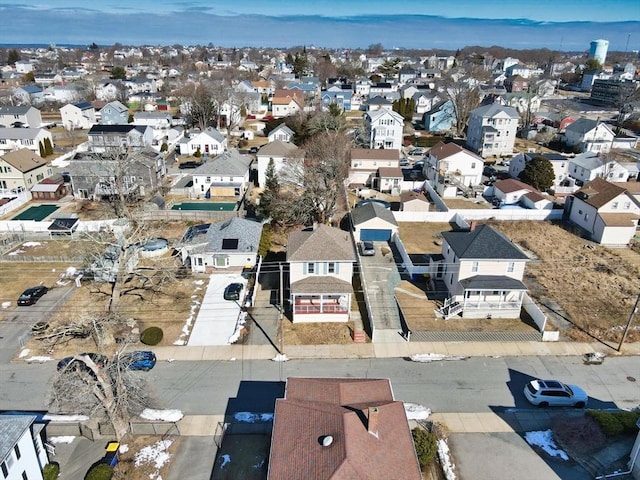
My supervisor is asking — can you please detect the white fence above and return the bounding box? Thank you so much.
[0,219,118,234]
[394,208,563,223]
[0,191,32,217]
[522,292,559,342]
[422,180,449,212]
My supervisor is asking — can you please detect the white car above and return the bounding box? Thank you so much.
[524,379,588,407]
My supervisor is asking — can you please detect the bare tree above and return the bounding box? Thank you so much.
[442,70,481,137]
[179,82,217,130]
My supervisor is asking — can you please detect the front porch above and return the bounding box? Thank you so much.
[290,276,353,323]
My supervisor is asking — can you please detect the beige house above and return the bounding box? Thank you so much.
[287,225,356,323]
[400,190,430,212]
[0,148,53,193]
[349,148,400,186]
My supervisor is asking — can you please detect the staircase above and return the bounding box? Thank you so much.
[436,298,463,320]
[352,329,367,343]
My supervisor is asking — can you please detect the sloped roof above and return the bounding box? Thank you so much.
[269,123,295,137]
[0,148,51,173]
[258,140,299,157]
[0,105,33,115]
[470,103,519,119]
[268,378,421,480]
[287,224,355,262]
[350,148,399,161]
[459,275,527,290]
[574,177,628,208]
[88,124,137,134]
[190,217,263,254]
[400,190,429,203]
[0,415,35,464]
[102,101,129,113]
[192,150,253,176]
[427,141,481,161]
[0,127,45,140]
[493,178,536,194]
[351,202,398,227]
[565,117,598,134]
[377,166,403,177]
[598,213,640,226]
[290,276,354,294]
[441,224,528,260]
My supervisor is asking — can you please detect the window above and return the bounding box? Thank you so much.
[471,162,476,169]
[507,262,515,273]
[471,261,479,273]
[611,202,618,209]
[205,176,211,183]
[623,202,631,209]
[307,262,315,274]
[14,445,20,460]
[1,461,7,477]
[22,472,28,480]
[327,262,336,274]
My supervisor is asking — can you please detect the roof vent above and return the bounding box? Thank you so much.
[320,435,333,447]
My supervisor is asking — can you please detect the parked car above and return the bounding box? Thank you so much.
[120,351,156,371]
[249,146,259,154]
[399,157,410,167]
[523,379,588,407]
[224,283,244,301]
[360,241,375,256]
[17,286,48,306]
[178,161,201,169]
[483,165,497,177]
[409,147,425,155]
[57,353,108,371]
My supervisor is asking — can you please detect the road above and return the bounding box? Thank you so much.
[1,356,638,415]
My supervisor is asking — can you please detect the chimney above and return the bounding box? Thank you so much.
[368,406,379,438]
[469,221,477,232]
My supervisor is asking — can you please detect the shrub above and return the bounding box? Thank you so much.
[194,147,202,158]
[412,427,438,470]
[258,223,272,258]
[586,410,640,436]
[613,411,640,433]
[43,463,60,480]
[84,463,113,480]
[140,326,164,346]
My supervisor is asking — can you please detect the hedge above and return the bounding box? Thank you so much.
[43,463,60,480]
[84,463,113,480]
[412,428,438,470]
[140,326,164,346]
[586,410,640,437]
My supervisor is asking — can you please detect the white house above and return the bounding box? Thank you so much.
[509,152,572,189]
[0,106,42,129]
[568,152,629,185]
[255,140,300,188]
[133,111,172,129]
[566,177,640,246]
[267,123,295,143]
[287,224,356,323]
[0,415,49,480]
[432,224,530,319]
[364,109,404,150]
[466,103,519,158]
[351,202,399,242]
[177,128,227,157]
[178,217,263,272]
[191,149,252,198]
[349,148,400,187]
[271,89,304,118]
[564,118,616,154]
[492,178,538,205]
[59,101,96,130]
[0,128,53,156]
[424,142,483,197]
[400,190,430,212]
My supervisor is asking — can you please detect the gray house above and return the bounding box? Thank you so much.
[100,101,130,125]
[87,124,154,152]
[0,105,42,128]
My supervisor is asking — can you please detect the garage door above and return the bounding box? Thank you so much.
[360,229,391,241]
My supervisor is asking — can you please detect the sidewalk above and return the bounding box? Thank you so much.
[152,340,640,362]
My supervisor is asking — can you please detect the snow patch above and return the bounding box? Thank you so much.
[524,430,568,460]
[410,353,469,363]
[233,412,274,423]
[22,241,42,247]
[134,439,173,470]
[140,408,183,422]
[227,312,247,344]
[18,348,30,358]
[194,280,204,286]
[438,439,456,480]
[219,454,231,469]
[43,414,89,422]
[1,301,11,309]
[25,356,52,363]
[404,403,431,420]
[48,436,75,444]
[8,249,24,255]
[119,444,129,454]
[271,354,289,362]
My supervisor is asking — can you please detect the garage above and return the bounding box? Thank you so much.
[360,228,392,241]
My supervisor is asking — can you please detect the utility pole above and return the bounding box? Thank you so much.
[279,262,284,355]
[617,293,640,352]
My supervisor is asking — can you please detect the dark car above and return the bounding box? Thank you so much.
[178,161,201,169]
[249,146,259,154]
[483,165,497,177]
[57,353,108,371]
[17,286,48,306]
[224,283,244,301]
[120,351,156,371]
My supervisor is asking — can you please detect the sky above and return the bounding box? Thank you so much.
[0,0,639,50]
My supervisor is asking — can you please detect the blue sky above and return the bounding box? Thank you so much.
[0,1,638,49]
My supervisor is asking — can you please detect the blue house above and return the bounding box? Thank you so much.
[321,90,353,112]
[424,99,456,133]
[100,101,129,125]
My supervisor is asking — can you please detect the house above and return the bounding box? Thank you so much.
[267,123,295,143]
[520,190,554,210]
[42,85,83,104]
[364,95,393,112]
[133,111,172,129]
[177,128,227,157]
[466,103,519,158]
[412,91,440,115]
[364,109,404,150]
[424,142,483,198]
[256,140,300,188]
[0,128,54,157]
[95,81,124,102]
[349,148,400,187]
[400,190,430,212]
[267,377,421,480]
[87,124,154,152]
[0,414,50,480]
[12,85,44,105]
[492,178,540,205]
[375,167,404,194]
[271,89,304,117]
[59,101,96,130]
[65,149,165,200]
[564,118,615,154]
[351,202,399,242]
[432,224,530,319]
[423,99,456,133]
[31,173,67,201]
[321,89,352,112]
[286,225,356,323]
[0,148,54,193]
[191,150,252,198]
[566,177,640,246]
[568,152,629,185]
[0,106,42,128]
[178,217,263,272]
[509,152,573,190]
[100,101,130,125]
[504,75,529,93]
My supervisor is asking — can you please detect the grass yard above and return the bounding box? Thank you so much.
[283,320,360,345]
[491,220,640,342]
[397,222,458,254]
[443,198,493,210]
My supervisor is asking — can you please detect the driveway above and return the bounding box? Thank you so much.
[188,274,247,346]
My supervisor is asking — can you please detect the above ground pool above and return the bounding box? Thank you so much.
[12,204,59,221]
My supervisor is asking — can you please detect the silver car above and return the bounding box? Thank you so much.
[524,379,588,407]
[360,241,375,256]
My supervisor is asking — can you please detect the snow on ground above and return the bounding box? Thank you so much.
[233,412,274,423]
[119,444,129,454]
[404,403,431,421]
[135,439,173,470]
[227,311,247,344]
[24,356,52,363]
[2,301,11,309]
[524,430,569,460]
[271,354,289,362]
[219,454,231,469]
[410,353,469,363]
[173,280,203,345]
[140,408,184,422]
[22,242,42,247]
[8,249,24,255]
[43,414,89,422]
[438,439,457,480]
[18,349,30,358]
[48,436,75,444]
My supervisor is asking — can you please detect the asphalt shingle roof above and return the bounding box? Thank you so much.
[441,224,528,260]
[350,202,398,227]
[287,224,356,262]
[0,415,34,464]
[192,150,252,176]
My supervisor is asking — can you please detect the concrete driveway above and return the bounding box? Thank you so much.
[188,274,247,346]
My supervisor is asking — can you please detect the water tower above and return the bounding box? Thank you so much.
[589,39,609,66]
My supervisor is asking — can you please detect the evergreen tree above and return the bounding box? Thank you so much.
[257,159,280,220]
[518,156,555,191]
[44,137,54,156]
[39,141,46,157]
[7,49,20,65]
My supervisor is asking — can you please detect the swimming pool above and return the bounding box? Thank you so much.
[171,202,236,211]
[12,204,59,221]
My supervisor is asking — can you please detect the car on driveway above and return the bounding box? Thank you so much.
[524,379,588,407]
[17,286,48,306]
[224,282,244,301]
[57,353,108,371]
[120,351,156,371]
[360,241,376,256]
